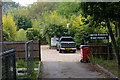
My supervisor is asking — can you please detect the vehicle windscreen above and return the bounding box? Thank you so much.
[60,38,74,41]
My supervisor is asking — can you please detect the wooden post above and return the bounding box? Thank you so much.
[39,40,41,61]
[107,35,110,60]
[0,0,2,79]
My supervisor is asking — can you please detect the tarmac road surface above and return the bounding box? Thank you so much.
[41,45,106,78]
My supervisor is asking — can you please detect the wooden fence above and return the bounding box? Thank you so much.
[88,43,109,59]
[3,40,39,59]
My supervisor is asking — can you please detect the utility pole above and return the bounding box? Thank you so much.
[0,0,2,79]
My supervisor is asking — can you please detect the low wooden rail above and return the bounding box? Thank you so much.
[3,40,40,59]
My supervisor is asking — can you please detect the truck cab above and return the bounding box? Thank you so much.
[56,36,76,53]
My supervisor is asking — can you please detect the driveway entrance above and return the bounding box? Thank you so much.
[41,45,106,78]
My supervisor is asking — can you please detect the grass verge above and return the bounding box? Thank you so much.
[16,59,39,68]
[39,62,42,78]
[16,59,41,79]
[89,56,119,77]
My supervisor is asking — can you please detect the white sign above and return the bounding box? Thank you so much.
[89,33,109,40]
[51,37,58,46]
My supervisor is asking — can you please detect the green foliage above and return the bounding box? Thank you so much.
[3,30,11,41]
[115,36,120,51]
[12,8,32,30]
[16,59,27,68]
[16,59,39,68]
[69,14,108,47]
[95,57,119,77]
[3,13,17,41]
[45,11,68,28]
[88,54,96,64]
[42,11,68,46]
[43,24,67,46]
[16,59,40,79]
[16,29,27,41]
[56,2,80,18]
[17,15,32,30]
[27,2,58,19]
[80,2,120,62]
[80,3,120,22]
[32,19,42,29]
[69,14,88,46]
[4,2,119,48]
[26,28,41,40]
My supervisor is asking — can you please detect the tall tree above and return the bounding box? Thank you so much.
[12,8,32,30]
[2,13,17,41]
[80,2,120,65]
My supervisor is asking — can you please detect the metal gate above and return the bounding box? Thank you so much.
[25,40,34,77]
[0,49,16,80]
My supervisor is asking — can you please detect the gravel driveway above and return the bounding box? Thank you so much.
[41,45,81,62]
[41,45,106,78]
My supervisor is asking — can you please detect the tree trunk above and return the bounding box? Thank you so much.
[106,20,120,65]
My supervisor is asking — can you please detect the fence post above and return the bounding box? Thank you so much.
[25,42,28,61]
[25,40,34,77]
[0,0,2,79]
[39,40,41,61]
[13,53,16,80]
[5,56,9,79]
[31,40,34,73]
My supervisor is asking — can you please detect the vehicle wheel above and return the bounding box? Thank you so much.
[73,50,76,53]
[86,59,90,63]
[80,59,84,63]
[56,48,59,51]
[59,49,62,53]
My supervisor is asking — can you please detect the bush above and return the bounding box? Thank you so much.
[26,28,41,40]
[43,24,67,46]
[3,30,11,41]
[26,28,47,44]
[16,29,27,41]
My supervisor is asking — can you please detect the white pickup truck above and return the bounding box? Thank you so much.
[56,36,76,53]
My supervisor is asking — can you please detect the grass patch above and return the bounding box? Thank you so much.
[89,56,119,77]
[38,62,42,78]
[16,59,41,79]
[34,60,39,68]
[17,70,38,79]
[16,59,27,68]
[16,59,40,68]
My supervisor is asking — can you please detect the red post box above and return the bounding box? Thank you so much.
[80,45,90,63]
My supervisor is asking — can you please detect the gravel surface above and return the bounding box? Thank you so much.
[41,45,81,62]
[41,45,106,78]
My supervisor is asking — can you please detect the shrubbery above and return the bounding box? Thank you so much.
[26,28,41,40]
[16,29,27,41]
